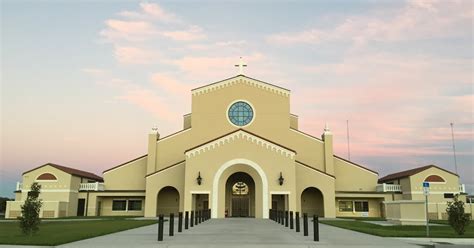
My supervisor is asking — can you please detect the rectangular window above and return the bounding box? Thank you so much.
[112,200,127,211]
[444,193,454,199]
[338,201,353,212]
[354,201,369,212]
[128,200,142,211]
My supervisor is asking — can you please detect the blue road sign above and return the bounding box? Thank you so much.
[423,182,430,188]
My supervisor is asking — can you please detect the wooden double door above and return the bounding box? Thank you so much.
[231,196,249,217]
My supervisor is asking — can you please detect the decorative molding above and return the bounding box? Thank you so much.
[270,191,291,195]
[212,158,269,219]
[403,191,462,195]
[22,189,79,193]
[192,76,290,98]
[185,130,295,159]
[190,191,210,194]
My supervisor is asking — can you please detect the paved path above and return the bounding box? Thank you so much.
[56,218,421,248]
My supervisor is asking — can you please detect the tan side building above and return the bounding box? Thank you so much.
[6,75,469,224]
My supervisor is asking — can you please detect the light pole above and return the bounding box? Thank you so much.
[450,123,458,174]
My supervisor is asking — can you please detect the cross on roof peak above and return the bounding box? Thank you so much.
[235,57,247,75]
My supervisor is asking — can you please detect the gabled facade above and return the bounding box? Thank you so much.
[6,75,469,224]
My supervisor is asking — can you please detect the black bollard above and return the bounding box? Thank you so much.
[313,215,319,242]
[303,213,308,236]
[278,211,281,224]
[285,211,289,227]
[185,211,189,229]
[295,212,300,232]
[290,211,294,229]
[169,213,174,236]
[178,212,183,232]
[158,214,164,241]
[281,211,284,225]
[199,210,202,223]
[194,211,199,226]
[190,211,194,227]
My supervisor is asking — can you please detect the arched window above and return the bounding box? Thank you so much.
[424,175,445,183]
[36,173,57,181]
[232,182,249,195]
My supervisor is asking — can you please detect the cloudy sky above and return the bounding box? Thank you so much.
[1,0,472,197]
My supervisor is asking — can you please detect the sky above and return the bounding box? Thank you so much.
[1,0,472,198]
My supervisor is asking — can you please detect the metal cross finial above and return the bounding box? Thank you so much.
[235,57,247,75]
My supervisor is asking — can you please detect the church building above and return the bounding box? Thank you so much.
[6,74,469,224]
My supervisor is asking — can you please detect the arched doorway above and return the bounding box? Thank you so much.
[212,159,268,218]
[301,187,324,217]
[225,172,255,217]
[157,186,179,216]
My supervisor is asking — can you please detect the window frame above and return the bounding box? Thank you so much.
[354,201,369,212]
[338,200,354,212]
[112,200,127,211]
[127,200,143,211]
[226,100,256,128]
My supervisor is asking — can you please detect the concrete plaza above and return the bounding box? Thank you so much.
[58,218,421,248]
[2,218,472,248]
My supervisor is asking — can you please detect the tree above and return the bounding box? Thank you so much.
[446,194,471,235]
[18,183,42,235]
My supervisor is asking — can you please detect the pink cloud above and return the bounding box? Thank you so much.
[162,25,206,41]
[119,2,179,23]
[113,46,158,64]
[100,20,157,42]
[151,73,196,96]
[117,88,176,121]
[267,0,472,45]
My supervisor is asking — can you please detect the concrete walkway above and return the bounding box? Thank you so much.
[56,218,421,248]
[2,218,472,247]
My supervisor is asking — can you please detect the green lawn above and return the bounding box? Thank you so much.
[0,219,157,246]
[321,220,474,238]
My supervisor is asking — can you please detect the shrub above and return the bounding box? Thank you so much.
[18,183,42,235]
[446,194,471,235]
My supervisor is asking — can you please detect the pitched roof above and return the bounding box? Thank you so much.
[191,75,290,97]
[184,128,296,155]
[334,155,378,175]
[378,164,458,183]
[103,154,147,173]
[23,163,103,182]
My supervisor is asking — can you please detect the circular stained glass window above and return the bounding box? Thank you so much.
[228,101,254,126]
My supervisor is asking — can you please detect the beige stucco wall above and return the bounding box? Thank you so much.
[290,115,298,129]
[144,162,185,217]
[334,158,378,192]
[385,200,426,225]
[103,156,147,190]
[295,163,336,217]
[153,76,328,177]
[183,135,296,218]
[335,198,382,218]
[100,197,145,216]
[406,167,461,202]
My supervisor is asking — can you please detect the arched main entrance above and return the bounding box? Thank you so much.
[225,172,255,217]
[301,187,324,217]
[157,186,179,216]
[212,159,269,218]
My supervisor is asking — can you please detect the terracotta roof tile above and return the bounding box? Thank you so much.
[378,164,458,183]
[23,163,103,182]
